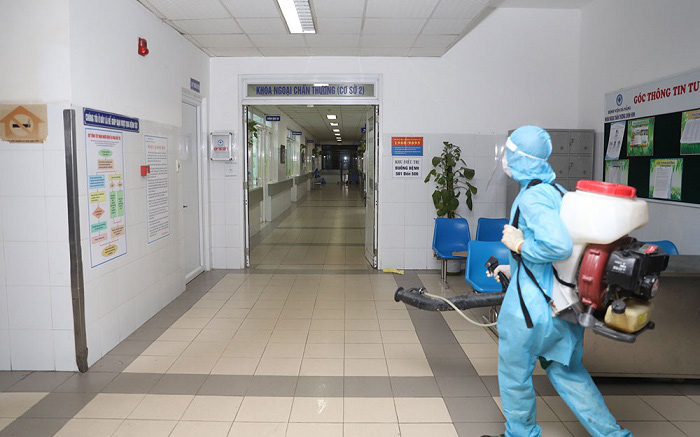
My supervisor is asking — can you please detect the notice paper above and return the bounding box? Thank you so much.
[146,135,170,243]
[606,122,625,160]
[652,166,672,199]
[605,159,629,185]
[680,109,700,155]
[627,117,654,156]
[649,158,683,201]
[86,128,127,267]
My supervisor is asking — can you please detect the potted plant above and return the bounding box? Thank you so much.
[424,141,477,273]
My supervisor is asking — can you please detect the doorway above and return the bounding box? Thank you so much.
[181,98,204,281]
[243,104,378,269]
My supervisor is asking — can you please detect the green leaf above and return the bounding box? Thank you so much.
[470,185,478,194]
[432,157,441,167]
[466,194,473,210]
[463,168,475,179]
[432,191,441,207]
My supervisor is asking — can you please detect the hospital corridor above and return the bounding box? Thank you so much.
[2,0,700,436]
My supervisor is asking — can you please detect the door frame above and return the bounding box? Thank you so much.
[182,89,209,281]
[239,74,382,269]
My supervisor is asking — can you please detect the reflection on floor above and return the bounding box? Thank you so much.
[1,270,699,436]
[250,185,368,269]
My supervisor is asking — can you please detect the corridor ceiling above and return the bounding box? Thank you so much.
[137,0,493,57]
[138,0,590,57]
[253,105,373,144]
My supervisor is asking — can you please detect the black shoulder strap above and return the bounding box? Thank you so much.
[510,179,566,329]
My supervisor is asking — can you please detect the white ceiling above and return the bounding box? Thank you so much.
[497,0,591,8]
[253,105,373,144]
[137,0,495,57]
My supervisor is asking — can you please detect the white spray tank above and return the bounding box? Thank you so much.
[551,181,649,315]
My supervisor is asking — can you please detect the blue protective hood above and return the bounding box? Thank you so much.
[506,126,556,185]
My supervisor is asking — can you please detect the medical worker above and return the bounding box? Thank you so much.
[483,126,630,437]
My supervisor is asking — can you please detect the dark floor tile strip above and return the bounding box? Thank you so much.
[0,418,69,437]
[255,243,365,247]
[275,226,365,230]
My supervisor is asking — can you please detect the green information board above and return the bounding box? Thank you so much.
[604,110,700,205]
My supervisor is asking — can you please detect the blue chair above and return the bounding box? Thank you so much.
[465,241,510,293]
[432,218,471,283]
[645,240,679,255]
[476,218,509,242]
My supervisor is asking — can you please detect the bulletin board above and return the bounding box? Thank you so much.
[603,68,700,206]
[73,105,179,268]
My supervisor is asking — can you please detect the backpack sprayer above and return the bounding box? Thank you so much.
[395,180,670,343]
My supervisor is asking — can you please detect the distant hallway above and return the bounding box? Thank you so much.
[250,184,368,270]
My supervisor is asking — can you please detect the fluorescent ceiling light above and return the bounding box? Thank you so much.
[326,115,337,120]
[336,139,342,142]
[334,133,340,136]
[333,129,340,132]
[277,0,316,34]
[329,122,339,126]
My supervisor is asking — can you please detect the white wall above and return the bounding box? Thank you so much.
[578,0,700,254]
[0,0,72,103]
[70,0,209,127]
[209,7,581,269]
[1,0,211,370]
[68,0,211,366]
[0,0,74,370]
[0,105,74,371]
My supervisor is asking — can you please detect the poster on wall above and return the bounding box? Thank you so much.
[145,135,170,243]
[604,159,629,185]
[86,128,127,267]
[391,136,423,156]
[649,158,683,200]
[626,117,654,156]
[393,157,421,178]
[605,122,625,160]
[680,109,700,155]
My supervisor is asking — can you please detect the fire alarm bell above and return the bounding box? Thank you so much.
[138,38,149,56]
[141,165,151,176]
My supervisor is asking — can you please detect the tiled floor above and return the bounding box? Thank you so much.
[2,185,700,436]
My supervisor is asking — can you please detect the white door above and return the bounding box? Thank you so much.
[364,106,379,268]
[182,102,203,281]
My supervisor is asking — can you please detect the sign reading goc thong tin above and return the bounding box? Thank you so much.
[247,83,375,98]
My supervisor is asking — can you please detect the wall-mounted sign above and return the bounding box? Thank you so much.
[0,104,48,143]
[210,131,233,161]
[391,136,423,156]
[393,157,421,178]
[247,83,375,99]
[305,139,315,143]
[361,127,366,133]
[266,115,281,121]
[292,131,302,136]
[190,78,200,93]
[86,128,127,267]
[84,108,139,133]
[604,68,700,122]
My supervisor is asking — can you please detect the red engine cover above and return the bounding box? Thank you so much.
[578,238,633,309]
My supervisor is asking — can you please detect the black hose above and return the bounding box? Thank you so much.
[394,287,505,312]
